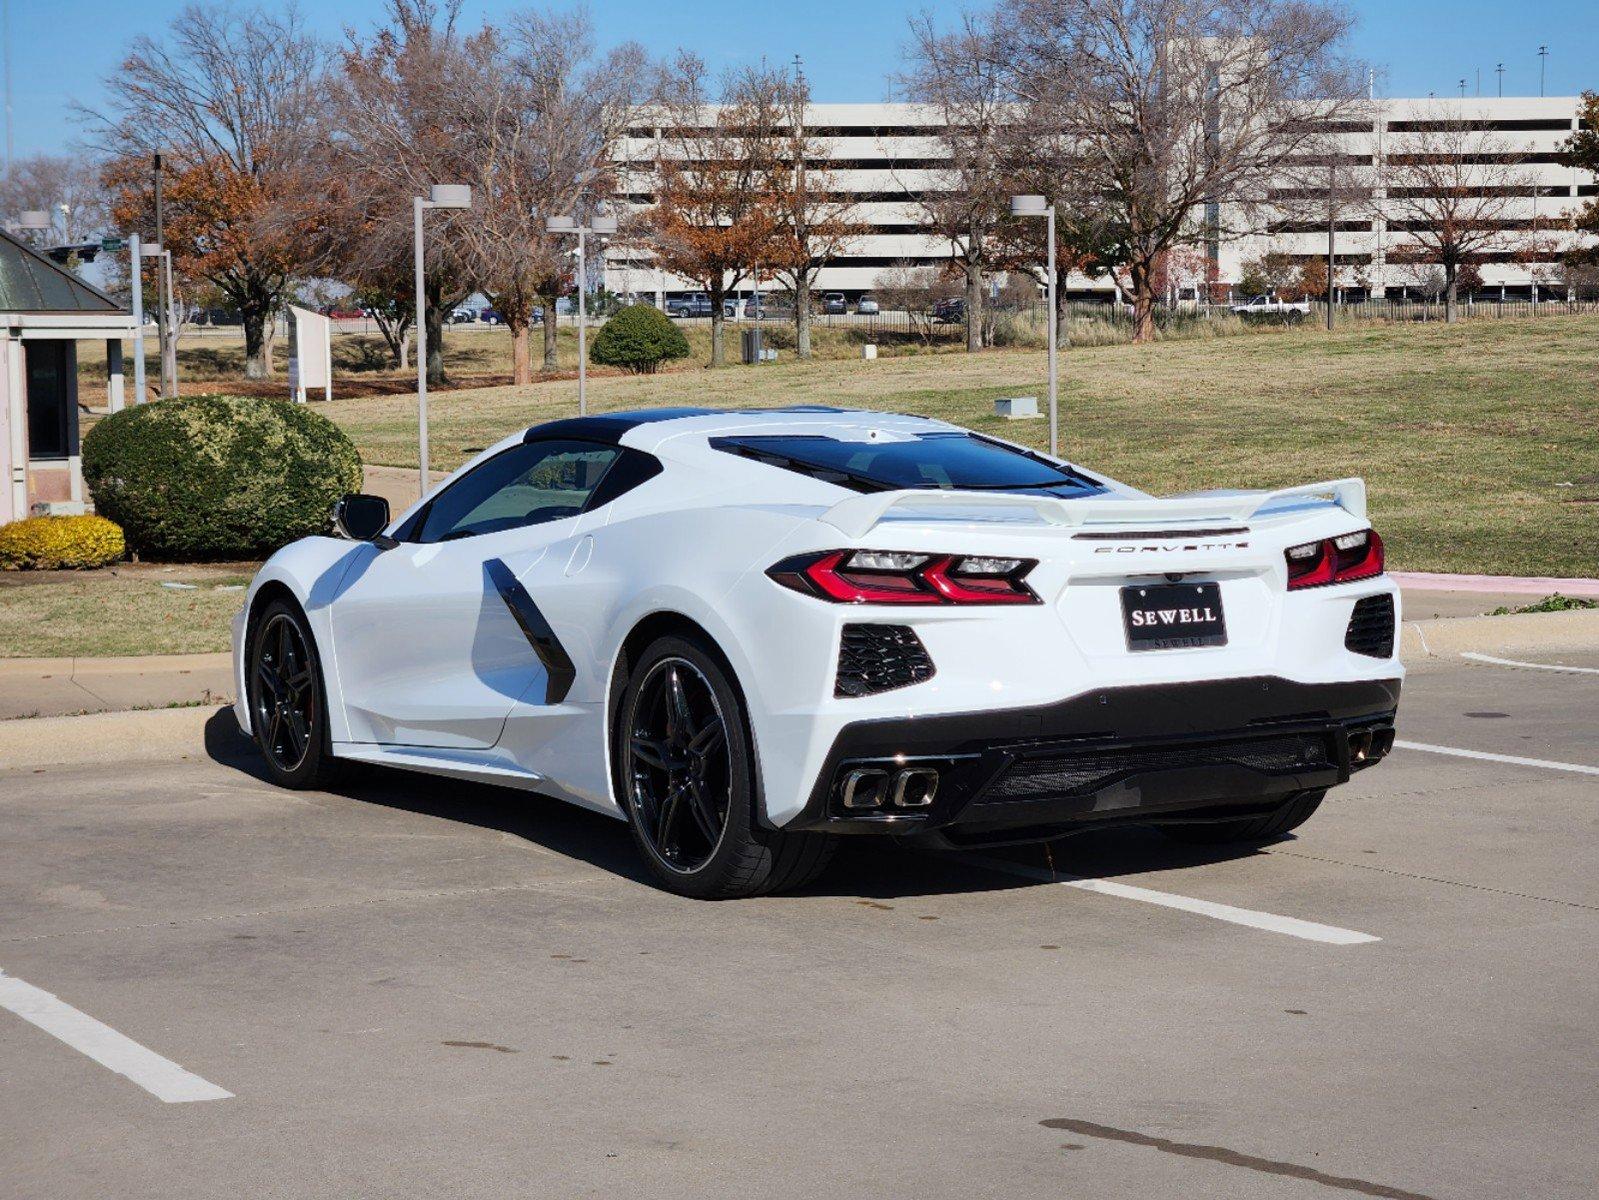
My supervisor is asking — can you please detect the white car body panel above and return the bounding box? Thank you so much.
[234,408,1402,835]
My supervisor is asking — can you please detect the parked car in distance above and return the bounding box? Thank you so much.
[449,308,478,324]
[823,292,848,315]
[1230,295,1310,321]
[480,309,503,325]
[932,297,966,324]
[856,295,880,316]
[667,293,714,318]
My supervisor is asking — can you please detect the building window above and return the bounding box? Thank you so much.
[25,341,76,462]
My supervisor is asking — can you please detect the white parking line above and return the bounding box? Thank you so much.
[1394,739,1599,778]
[1461,652,1599,675]
[0,969,232,1103]
[962,855,1380,945]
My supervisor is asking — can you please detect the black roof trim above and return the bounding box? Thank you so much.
[521,405,856,445]
[522,408,721,445]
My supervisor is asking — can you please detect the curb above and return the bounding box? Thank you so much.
[1392,571,1599,598]
[0,705,245,772]
[1399,607,1599,661]
[0,652,233,679]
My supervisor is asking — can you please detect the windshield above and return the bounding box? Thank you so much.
[711,432,1106,496]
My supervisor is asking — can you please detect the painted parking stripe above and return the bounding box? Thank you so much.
[0,969,232,1103]
[1394,739,1599,778]
[962,855,1379,945]
[1461,651,1599,675]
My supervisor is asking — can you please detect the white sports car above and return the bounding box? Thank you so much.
[233,407,1401,898]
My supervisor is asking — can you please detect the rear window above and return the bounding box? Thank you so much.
[711,432,1105,496]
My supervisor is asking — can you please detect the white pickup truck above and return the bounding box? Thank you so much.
[1230,295,1311,320]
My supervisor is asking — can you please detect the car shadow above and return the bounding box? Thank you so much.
[205,711,1275,901]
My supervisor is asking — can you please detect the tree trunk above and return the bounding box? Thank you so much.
[398,328,410,371]
[708,283,727,367]
[964,269,984,352]
[425,303,446,385]
[242,306,270,380]
[1129,259,1157,343]
[539,289,560,371]
[795,275,812,360]
[511,321,531,386]
[1054,266,1072,348]
[1444,267,1459,324]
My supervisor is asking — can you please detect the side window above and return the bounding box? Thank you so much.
[416,440,620,543]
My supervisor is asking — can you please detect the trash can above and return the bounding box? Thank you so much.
[741,327,764,365]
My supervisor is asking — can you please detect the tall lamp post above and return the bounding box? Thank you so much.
[545,213,618,417]
[1010,195,1059,457]
[413,183,472,497]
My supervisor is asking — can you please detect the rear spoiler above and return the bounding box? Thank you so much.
[820,478,1367,538]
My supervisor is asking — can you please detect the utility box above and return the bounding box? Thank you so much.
[994,395,1041,419]
[741,328,763,364]
[861,344,878,360]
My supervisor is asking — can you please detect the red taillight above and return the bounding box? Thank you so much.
[1285,529,1384,590]
[768,550,1039,605]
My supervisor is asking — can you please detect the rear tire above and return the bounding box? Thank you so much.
[1156,790,1325,846]
[247,599,342,791]
[614,633,834,899]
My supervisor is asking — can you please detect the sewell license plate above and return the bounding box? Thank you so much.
[1121,582,1228,651]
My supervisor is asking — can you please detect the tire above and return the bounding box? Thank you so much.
[246,599,343,790]
[613,633,835,899]
[1156,790,1325,846]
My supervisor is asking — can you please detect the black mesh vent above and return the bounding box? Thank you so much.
[1345,594,1396,658]
[836,624,935,697]
[978,733,1331,805]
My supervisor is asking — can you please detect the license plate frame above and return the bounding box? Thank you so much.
[1120,582,1228,651]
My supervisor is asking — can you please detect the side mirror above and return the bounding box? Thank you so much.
[332,493,393,545]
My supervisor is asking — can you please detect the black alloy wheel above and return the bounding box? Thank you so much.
[253,612,317,773]
[249,601,340,789]
[623,656,731,873]
[613,633,835,898]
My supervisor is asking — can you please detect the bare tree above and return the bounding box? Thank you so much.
[454,8,646,383]
[642,55,784,367]
[763,68,865,359]
[83,3,328,379]
[872,261,942,344]
[901,9,1017,352]
[1378,109,1537,321]
[1000,0,1365,342]
[0,153,112,245]
[324,0,482,385]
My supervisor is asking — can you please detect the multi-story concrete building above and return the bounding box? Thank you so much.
[608,96,1594,303]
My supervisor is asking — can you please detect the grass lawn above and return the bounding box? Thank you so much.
[0,563,252,658]
[322,315,1599,579]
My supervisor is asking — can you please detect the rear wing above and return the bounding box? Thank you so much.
[820,478,1367,539]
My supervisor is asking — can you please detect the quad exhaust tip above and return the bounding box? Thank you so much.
[841,766,941,810]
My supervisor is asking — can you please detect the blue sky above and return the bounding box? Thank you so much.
[6,0,1596,161]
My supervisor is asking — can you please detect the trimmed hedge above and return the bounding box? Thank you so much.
[82,395,363,561]
[589,304,691,373]
[0,515,125,569]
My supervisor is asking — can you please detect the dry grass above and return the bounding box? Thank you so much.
[323,315,1599,578]
[0,563,253,658]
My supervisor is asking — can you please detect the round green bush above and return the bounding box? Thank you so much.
[589,304,691,374]
[82,395,363,561]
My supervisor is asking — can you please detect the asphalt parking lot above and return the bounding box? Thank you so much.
[2,652,1596,1199]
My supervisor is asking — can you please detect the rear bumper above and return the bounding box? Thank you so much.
[784,675,1400,843]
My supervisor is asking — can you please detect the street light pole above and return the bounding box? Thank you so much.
[413,184,472,498]
[1011,195,1060,458]
[546,212,617,417]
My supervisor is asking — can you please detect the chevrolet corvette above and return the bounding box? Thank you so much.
[233,407,1401,897]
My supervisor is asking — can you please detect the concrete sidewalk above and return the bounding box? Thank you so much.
[0,653,232,720]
